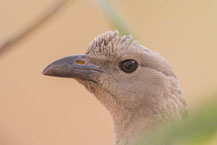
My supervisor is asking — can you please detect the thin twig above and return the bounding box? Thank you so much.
[0,0,72,58]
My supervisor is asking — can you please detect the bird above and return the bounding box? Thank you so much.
[42,30,187,145]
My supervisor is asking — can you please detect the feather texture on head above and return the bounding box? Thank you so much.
[87,30,141,57]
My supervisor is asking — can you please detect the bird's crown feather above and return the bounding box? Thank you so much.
[86,30,137,56]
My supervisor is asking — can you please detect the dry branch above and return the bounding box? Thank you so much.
[0,0,72,58]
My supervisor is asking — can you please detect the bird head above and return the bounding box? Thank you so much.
[43,30,182,110]
[43,30,187,144]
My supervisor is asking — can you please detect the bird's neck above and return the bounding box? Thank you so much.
[112,107,162,145]
[84,80,186,145]
[112,98,185,145]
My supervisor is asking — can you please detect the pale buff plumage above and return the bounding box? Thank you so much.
[43,30,187,145]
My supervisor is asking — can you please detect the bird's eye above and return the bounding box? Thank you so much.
[119,59,138,73]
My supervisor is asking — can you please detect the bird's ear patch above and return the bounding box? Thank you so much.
[86,30,137,57]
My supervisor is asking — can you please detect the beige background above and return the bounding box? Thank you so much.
[0,0,217,145]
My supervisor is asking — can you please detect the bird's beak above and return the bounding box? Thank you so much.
[42,55,102,83]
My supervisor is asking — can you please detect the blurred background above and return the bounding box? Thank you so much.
[0,0,217,145]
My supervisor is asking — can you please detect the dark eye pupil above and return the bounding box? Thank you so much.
[120,59,138,73]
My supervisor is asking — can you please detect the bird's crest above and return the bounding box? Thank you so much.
[86,30,137,56]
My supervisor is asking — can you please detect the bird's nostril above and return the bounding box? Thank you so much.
[76,60,85,64]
